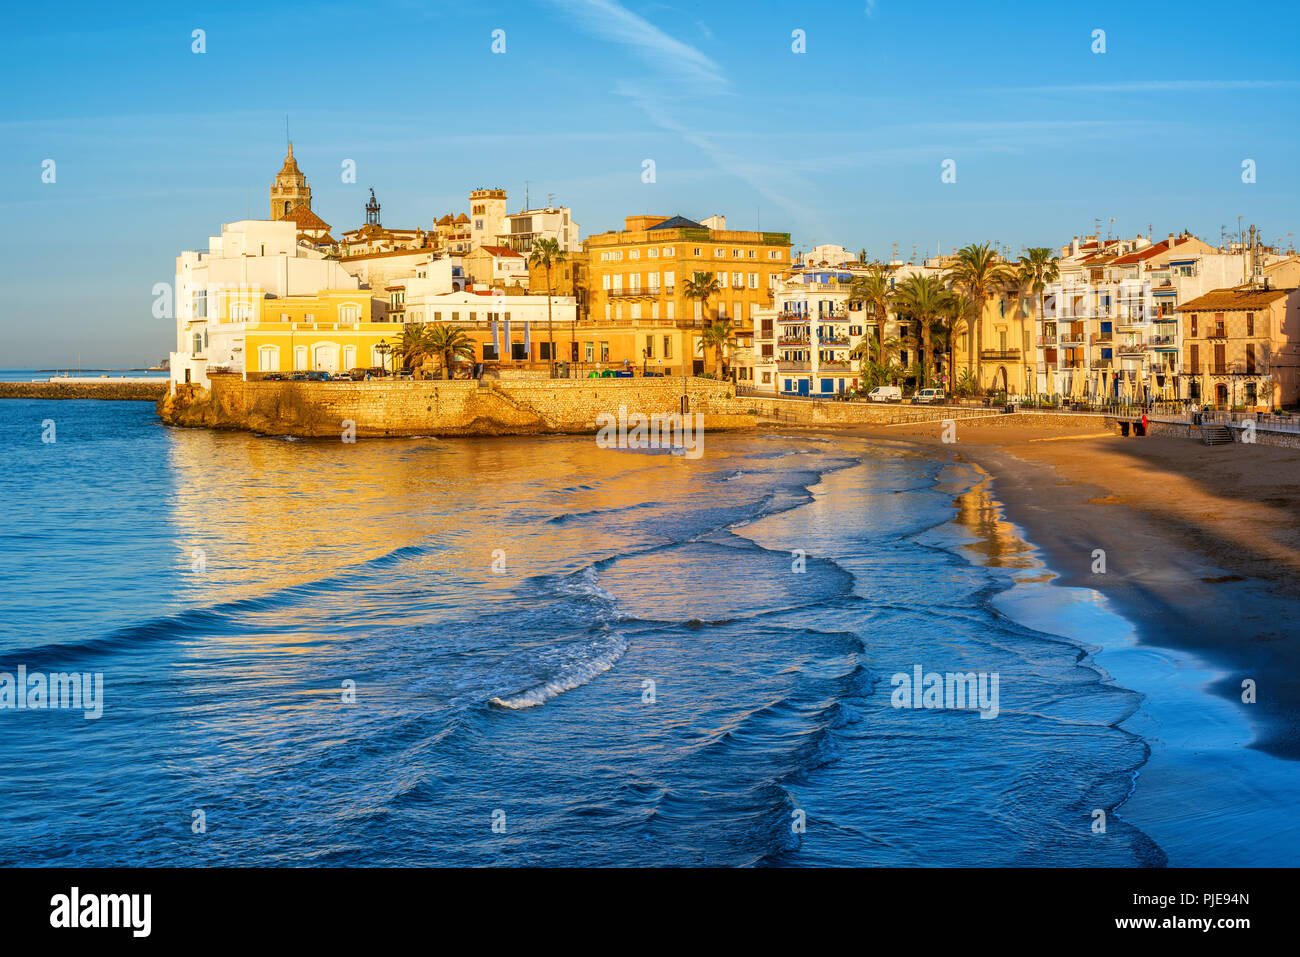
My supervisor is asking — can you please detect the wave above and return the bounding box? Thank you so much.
[488,636,629,710]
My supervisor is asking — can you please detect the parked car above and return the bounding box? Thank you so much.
[866,385,902,403]
[264,372,285,381]
[912,388,945,404]
[366,367,389,378]
[303,371,331,381]
[337,368,366,381]
[289,372,309,381]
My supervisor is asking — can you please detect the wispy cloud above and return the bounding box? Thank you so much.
[548,0,728,92]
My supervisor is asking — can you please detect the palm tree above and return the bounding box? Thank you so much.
[527,237,567,377]
[851,334,901,389]
[681,271,721,391]
[683,271,722,328]
[891,274,952,389]
[400,323,438,377]
[946,243,1015,390]
[426,324,476,380]
[699,319,736,379]
[1017,247,1060,396]
[847,264,892,357]
[939,292,977,394]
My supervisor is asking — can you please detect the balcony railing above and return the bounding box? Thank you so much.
[608,287,660,298]
[777,361,811,372]
[1059,334,1085,346]
[1037,336,1057,347]
[980,349,1021,360]
[1117,342,1148,354]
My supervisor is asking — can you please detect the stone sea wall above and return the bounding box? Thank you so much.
[158,375,758,437]
[0,381,168,401]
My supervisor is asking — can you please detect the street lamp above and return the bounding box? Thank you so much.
[376,339,391,377]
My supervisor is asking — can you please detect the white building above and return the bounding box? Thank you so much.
[501,206,581,253]
[169,220,364,391]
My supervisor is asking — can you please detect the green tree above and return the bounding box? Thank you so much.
[400,323,438,376]
[527,237,567,377]
[699,318,736,379]
[847,263,893,357]
[891,273,952,389]
[683,271,722,327]
[946,243,1015,388]
[1017,247,1060,395]
[426,324,476,380]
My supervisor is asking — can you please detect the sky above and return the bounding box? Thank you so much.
[2,0,1298,367]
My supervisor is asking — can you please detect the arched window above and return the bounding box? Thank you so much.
[284,201,291,215]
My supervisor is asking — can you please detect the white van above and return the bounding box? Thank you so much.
[867,385,902,403]
[912,388,945,404]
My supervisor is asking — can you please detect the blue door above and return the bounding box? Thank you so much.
[797,378,810,396]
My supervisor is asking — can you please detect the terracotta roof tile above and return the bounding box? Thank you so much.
[1176,287,1288,311]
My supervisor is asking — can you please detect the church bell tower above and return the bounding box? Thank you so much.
[270,143,312,219]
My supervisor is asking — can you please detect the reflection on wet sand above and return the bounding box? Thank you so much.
[950,465,1049,580]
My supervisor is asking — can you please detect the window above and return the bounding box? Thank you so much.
[511,342,528,360]
[483,342,499,360]
[600,342,610,361]
[630,249,640,260]
[769,250,781,260]
[732,249,741,258]
[663,247,674,257]
[1247,312,1255,336]
[665,271,675,290]
[648,249,658,258]
[1189,343,1199,373]
[747,250,756,259]
[1246,342,1256,374]
[1214,314,1225,337]
[644,334,654,357]
[749,272,758,289]
[340,304,360,323]
[663,336,672,359]
[192,333,202,355]
[715,248,725,257]
[539,342,554,360]
[692,247,702,256]
[732,272,744,288]
[584,342,594,362]
[1190,315,1197,337]
[193,290,207,318]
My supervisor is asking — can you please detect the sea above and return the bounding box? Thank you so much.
[1,394,1297,866]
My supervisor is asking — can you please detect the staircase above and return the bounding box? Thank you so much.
[1199,422,1234,446]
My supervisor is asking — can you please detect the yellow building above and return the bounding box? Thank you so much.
[951,293,1037,394]
[227,288,403,376]
[583,214,791,375]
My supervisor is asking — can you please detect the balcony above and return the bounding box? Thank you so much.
[1117,342,1148,355]
[777,336,810,346]
[821,336,851,346]
[819,360,853,372]
[1037,335,1057,347]
[980,349,1021,360]
[608,287,660,298]
[1150,335,1178,349]
[1090,332,1112,345]
[1059,334,1086,346]
[777,361,811,372]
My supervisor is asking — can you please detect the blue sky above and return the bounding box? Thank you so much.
[3,0,1298,366]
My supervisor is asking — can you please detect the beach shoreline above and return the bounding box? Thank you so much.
[824,418,1300,763]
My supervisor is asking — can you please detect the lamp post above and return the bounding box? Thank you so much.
[376,339,390,377]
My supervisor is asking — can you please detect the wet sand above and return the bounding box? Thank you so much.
[836,417,1300,760]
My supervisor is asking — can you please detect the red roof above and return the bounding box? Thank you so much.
[479,245,524,258]
[1110,239,1182,266]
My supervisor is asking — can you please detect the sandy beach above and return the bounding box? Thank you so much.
[844,414,1300,761]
